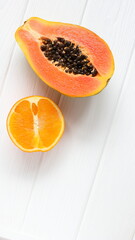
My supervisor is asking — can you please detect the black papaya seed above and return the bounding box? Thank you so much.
[40,37,98,76]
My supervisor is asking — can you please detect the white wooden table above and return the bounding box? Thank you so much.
[0,0,135,239]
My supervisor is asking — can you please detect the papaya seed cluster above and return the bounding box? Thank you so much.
[40,37,98,76]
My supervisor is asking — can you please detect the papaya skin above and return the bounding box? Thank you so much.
[15,17,114,97]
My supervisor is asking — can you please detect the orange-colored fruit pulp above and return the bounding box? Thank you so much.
[7,96,64,152]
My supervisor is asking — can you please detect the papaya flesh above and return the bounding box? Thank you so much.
[15,17,114,97]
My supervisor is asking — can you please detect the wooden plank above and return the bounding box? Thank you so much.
[21,0,135,240]
[133,233,135,240]
[0,0,28,91]
[20,0,135,240]
[1,0,135,239]
[0,227,37,240]
[77,41,135,240]
[0,0,87,235]
[75,0,135,239]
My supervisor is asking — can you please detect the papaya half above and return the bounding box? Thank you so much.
[15,17,114,97]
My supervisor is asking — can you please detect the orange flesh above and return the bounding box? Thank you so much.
[7,97,64,152]
[15,17,114,97]
[38,99,63,148]
[10,100,34,149]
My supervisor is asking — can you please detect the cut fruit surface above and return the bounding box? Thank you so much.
[15,17,115,97]
[7,96,64,152]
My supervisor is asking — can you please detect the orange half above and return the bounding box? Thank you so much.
[7,96,64,152]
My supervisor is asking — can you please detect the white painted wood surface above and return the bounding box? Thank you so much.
[0,0,135,239]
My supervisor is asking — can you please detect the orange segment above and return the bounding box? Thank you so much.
[7,96,64,152]
[38,99,64,148]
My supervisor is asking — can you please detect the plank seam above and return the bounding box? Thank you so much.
[20,153,44,229]
[75,39,135,240]
[0,0,30,97]
[79,0,89,25]
[132,231,135,240]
